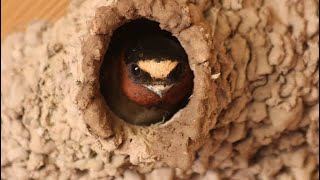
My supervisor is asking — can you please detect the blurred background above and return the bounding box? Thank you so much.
[1,0,69,41]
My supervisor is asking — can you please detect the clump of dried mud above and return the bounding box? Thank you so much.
[1,0,319,179]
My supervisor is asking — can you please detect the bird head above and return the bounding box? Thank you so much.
[119,35,193,108]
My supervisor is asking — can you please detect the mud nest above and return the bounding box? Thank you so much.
[1,0,319,179]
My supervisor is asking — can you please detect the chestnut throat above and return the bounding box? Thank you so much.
[119,59,193,109]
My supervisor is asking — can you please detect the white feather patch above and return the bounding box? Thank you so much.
[137,59,178,79]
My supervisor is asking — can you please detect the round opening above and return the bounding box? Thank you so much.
[100,19,194,126]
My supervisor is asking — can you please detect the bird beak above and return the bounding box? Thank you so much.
[144,84,173,97]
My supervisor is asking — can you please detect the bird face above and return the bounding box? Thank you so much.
[119,36,193,108]
[129,59,184,97]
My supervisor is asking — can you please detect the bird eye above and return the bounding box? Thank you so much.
[130,63,141,77]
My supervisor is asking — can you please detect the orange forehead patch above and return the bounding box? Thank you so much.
[137,59,178,79]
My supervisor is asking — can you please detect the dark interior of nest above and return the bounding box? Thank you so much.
[100,18,194,126]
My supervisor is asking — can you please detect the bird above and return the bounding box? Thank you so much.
[100,34,194,126]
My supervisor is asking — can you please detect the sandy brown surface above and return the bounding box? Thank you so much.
[1,0,68,40]
[1,0,319,179]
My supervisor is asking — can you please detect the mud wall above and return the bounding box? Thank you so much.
[1,0,319,179]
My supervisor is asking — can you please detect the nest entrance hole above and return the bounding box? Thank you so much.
[100,18,193,126]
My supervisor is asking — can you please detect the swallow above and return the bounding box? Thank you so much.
[101,34,193,125]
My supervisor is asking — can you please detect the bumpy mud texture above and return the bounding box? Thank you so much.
[1,0,319,179]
